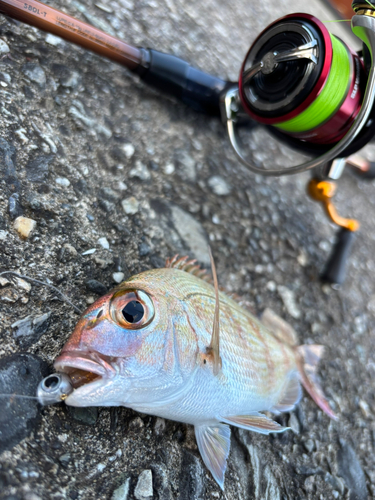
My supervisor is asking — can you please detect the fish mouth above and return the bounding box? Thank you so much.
[54,351,115,389]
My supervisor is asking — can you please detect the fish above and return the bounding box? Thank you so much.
[52,255,336,490]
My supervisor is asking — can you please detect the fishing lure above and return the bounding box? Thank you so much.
[37,254,336,490]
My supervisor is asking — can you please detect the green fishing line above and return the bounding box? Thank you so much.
[275,35,351,133]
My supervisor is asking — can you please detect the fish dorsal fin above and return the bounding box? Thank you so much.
[195,422,231,491]
[270,374,302,413]
[165,255,211,282]
[206,247,222,376]
[261,308,299,346]
[220,413,289,434]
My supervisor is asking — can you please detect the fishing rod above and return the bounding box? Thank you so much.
[1,0,375,284]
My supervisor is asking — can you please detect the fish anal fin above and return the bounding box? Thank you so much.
[261,308,298,346]
[221,413,289,434]
[297,344,338,420]
[195,422,231,491]
[271,374,302,413]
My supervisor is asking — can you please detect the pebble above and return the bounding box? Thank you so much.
[121,197,139,214]
[22,63,46,87]
[134,470,153,500]
[98,187,121,202]
[111,478,130,500]
[122,143,135,159]
[277,285,301,319]
[112,272,125,283]
[176,151,196,182]
[98,237,110,249]
[208,175,231,196]
[129,160,151,181]
[359,399,371,418]
[66,406,98,425]
[12,312,51,348]
[13,216,37,239]
[26,154,55,183]
[85,279,108,295]
[139,242,151,256]
[288,413,300,434]
[45,33,64,46]
[153,417,166,435]
[82,248,96,255]
[0,230,8,240]
[179,450,204,500]
[0,354,48,454]
[337,438,367,500]
[0,38,9,55]
[170,205,210,265]
[55,177,70,187]
[8,193,23,219]
[163,162,175,175]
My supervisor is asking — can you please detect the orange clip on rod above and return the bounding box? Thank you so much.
[0,0,142,70]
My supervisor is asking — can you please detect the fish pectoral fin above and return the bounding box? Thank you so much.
[195,422,231,491]
[220,413,289,434]
[270,374,302,413]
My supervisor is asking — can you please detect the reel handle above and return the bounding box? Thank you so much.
[321,228,357,285]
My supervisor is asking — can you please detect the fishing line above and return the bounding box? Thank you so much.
[275,35,351,133]
[0,271,83,314]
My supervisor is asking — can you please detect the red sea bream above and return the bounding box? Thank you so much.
[53,256,336,489]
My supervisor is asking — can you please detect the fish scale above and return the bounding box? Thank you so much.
[48,262,336,490]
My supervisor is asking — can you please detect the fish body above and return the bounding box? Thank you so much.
[54,260,335,489]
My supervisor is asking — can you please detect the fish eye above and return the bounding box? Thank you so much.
[110,290,154,329]
[122,301,144,323]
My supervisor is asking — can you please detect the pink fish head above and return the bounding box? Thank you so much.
[54,269,200,408]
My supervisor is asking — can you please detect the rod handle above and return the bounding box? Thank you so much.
[321,228,357,285]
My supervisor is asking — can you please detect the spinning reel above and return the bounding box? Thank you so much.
[1,0,375,283]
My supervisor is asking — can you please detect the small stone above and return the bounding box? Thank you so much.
[118,181,128,191]
[112,272,125,284]
[22,63,46,87]
[303,439,315,453]
[154,417,166,435]
[59,243,78,262]
[337,438,367,500]
[163,163,175,175]
[82,248,96,255]
[0,230,8,240]
[121,197,139,214]
[122,143,135,159]
[45,34,64,46]
[66,406,98,425]
[55,177,70,187]
[359,399,371,418]
[0,354,48,454]
[26,155,54,183]
[12,312,51,348]
[277,286,301,319]
[266,280,276,292]
[98,187,121,202]
[170,204,210,265]
[98,237,110,249]
[0,39,9,55]
[139,242,151,256]
[8,193,23,220]
[111,478,130,500]
[85,279,108,295]
[134,470,153,500]
[129,160,151,181]
[13,216,37,239]
[176,151,196,181]
[58,453,71,466]
[208,175,231,196]
[288,413,300,434]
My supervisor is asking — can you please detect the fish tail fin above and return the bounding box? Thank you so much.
[296,345,338,421]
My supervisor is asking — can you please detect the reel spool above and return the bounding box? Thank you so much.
[239,14,366,145]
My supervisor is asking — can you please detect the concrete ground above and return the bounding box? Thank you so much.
[0,0,374,499]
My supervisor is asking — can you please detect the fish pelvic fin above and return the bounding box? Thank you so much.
[296,344,338,421]
[220,413,290,434]
[195,422,231,491]
[261,308,299,346]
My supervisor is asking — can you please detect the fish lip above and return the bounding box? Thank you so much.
[54,351,111,378]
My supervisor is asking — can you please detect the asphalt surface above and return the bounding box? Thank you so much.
[0,0,375,499]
